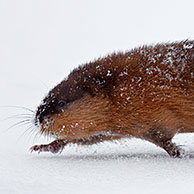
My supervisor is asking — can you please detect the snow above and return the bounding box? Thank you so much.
[1,0,194,194]
[1,132,194,194]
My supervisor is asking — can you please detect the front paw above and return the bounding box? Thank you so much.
[30,140,66,154]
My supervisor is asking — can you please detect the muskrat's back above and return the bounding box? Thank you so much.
[31,40,194,157]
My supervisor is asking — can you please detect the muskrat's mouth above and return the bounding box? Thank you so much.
[39,117,54,136]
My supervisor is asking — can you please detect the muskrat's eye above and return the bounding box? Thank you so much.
[58,100,66,107]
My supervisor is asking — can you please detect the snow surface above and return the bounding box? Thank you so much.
[1,0,194,194]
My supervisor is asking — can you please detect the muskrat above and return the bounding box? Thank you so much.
[30,40,194,158]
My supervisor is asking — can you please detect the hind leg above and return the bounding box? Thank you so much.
[142,126,183,158]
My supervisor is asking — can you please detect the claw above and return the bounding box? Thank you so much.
[30,145,43,153]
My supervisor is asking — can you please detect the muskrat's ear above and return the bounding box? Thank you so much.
[94,75,115,96]
[81,78,107,96]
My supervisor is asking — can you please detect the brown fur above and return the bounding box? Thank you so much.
[32,40,194,157]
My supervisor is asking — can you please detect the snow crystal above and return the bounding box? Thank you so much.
[96,79,106,85]
[137,77,142,82]
[120,87,127,91]
[119,71,128,77]
[90,121,94,125]
[146,67,153,75]
[165,73,173,81]
[183,44,193,49]
[126,96,131,101]
[191,72,194,79]
[106,70,112,76]
[60,125,65,132]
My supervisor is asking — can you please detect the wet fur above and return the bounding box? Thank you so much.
[33,40,194,157]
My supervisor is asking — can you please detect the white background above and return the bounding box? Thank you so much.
[0,0,194,193]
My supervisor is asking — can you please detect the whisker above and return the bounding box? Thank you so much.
[6,119,32,131]
[0,105,35,113]
[28,127,39,142]
[17,125,35,141]
[17,125,41,144]
[4,113,33,116]
[1,115,33,122]
[34,130,43,142]
[27,127,38,142]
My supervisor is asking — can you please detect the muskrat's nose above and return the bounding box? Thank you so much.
[34,113,45,126]
[37,115,43,125]
[34,107,44,126]
[34,115,42,126]
[39,115,43,124]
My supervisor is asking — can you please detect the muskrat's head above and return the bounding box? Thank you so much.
[34,67,112,139]
[34,77,85,137]
[35,79,84,126]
